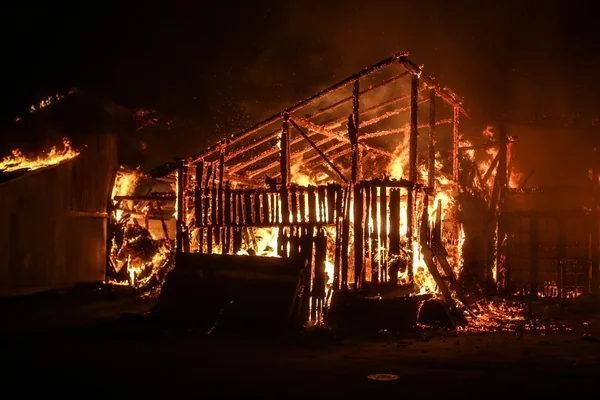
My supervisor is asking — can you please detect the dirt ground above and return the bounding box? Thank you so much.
[2,285,600,397]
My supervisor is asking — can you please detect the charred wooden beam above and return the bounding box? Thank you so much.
[359,97,428,129]
[305,71,411,120]
[452,106,460,183]
[406,74,419,283]
[317,185,326,223]
[195,161,204,188]
[398,56,468,116]
[226,129,281,162]
[290,119,348,183]
[246,127,350,179]
[291,116,349,142]
[281,113,291,187]
[379,186,388,281]
[281,113,291,225]
[217,142,226,225]
[176,159,185,255]
[495,124,509,289]
[187,50,410,164]
[482,152,500,185]
[350,84,361,185]
[354,185,364,289]
[370,185,379,284]
[204,162,213,188]
[341,187,350,289]
[428,89,436,189]
[389,188,401,255]
[358,119,452,141]
[519,168,536,190]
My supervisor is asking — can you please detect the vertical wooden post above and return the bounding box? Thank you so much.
[354,185,363,289]
[281,112,291,188]
[379,186,388,282]
[370,185,379,284]
[253,192,261,225]
[407,74,419,284]
[350,80,361,184]
[428,89,436,189]
[262,193,270,225]
[530,215,539,298]
[176,159,184,256]
[333,185,342,290]
[341,187,350,290]
[281,113,291,226]
[452,106,460,183]
[350,80,362,289]
[389,189,401,255]
[223,183,231,255]
[195,161,204,190]
[496,124,509,289]
[218,140,225,227]
[364,186,371,281]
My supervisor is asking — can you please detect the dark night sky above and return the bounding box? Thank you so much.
[1,0,599,161]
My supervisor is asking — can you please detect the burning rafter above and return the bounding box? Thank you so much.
[186,50,467,168]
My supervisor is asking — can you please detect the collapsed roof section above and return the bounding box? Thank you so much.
[185,51,467,188]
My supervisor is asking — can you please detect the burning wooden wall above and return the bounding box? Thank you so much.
[0,134,118,296]
[175,51,469,321]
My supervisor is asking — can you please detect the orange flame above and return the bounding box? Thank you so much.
[0,138,80,173]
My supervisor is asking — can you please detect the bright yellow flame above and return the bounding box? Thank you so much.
[0,138,80,173]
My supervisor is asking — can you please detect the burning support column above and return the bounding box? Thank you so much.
[428,89,436,190]
[351,80,363,289]
[495,124,509,290]
[407,74,420,284]
[176,159,185,256]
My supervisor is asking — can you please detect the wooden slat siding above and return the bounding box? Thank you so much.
[364,184,371,281]
[224,185,232,226]
[354,185,364,288]
[254,192,261,225]
[389,188,401,255]
[327,183,336,224]
[195,188,203,226]
[314,228,327,318]
[299,188,307,224]
[379,186,388,282]
[307,186,317,228]
[341,187,350,289]
[290,186,298,224]
[317,186,326,223]
[244,192,253,228]
[0,134,117,297]
[262,192,271,225]
[198,227,204,253]
[301,226,314,321]
[370,185,379,284]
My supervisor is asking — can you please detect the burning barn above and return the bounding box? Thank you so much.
[148,50,599,330]
[149,51,474,328]
[0,90,130,297]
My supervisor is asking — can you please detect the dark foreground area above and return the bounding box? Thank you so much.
[2,285,600,397]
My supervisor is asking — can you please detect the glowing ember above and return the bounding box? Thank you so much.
[0,138,80,173]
